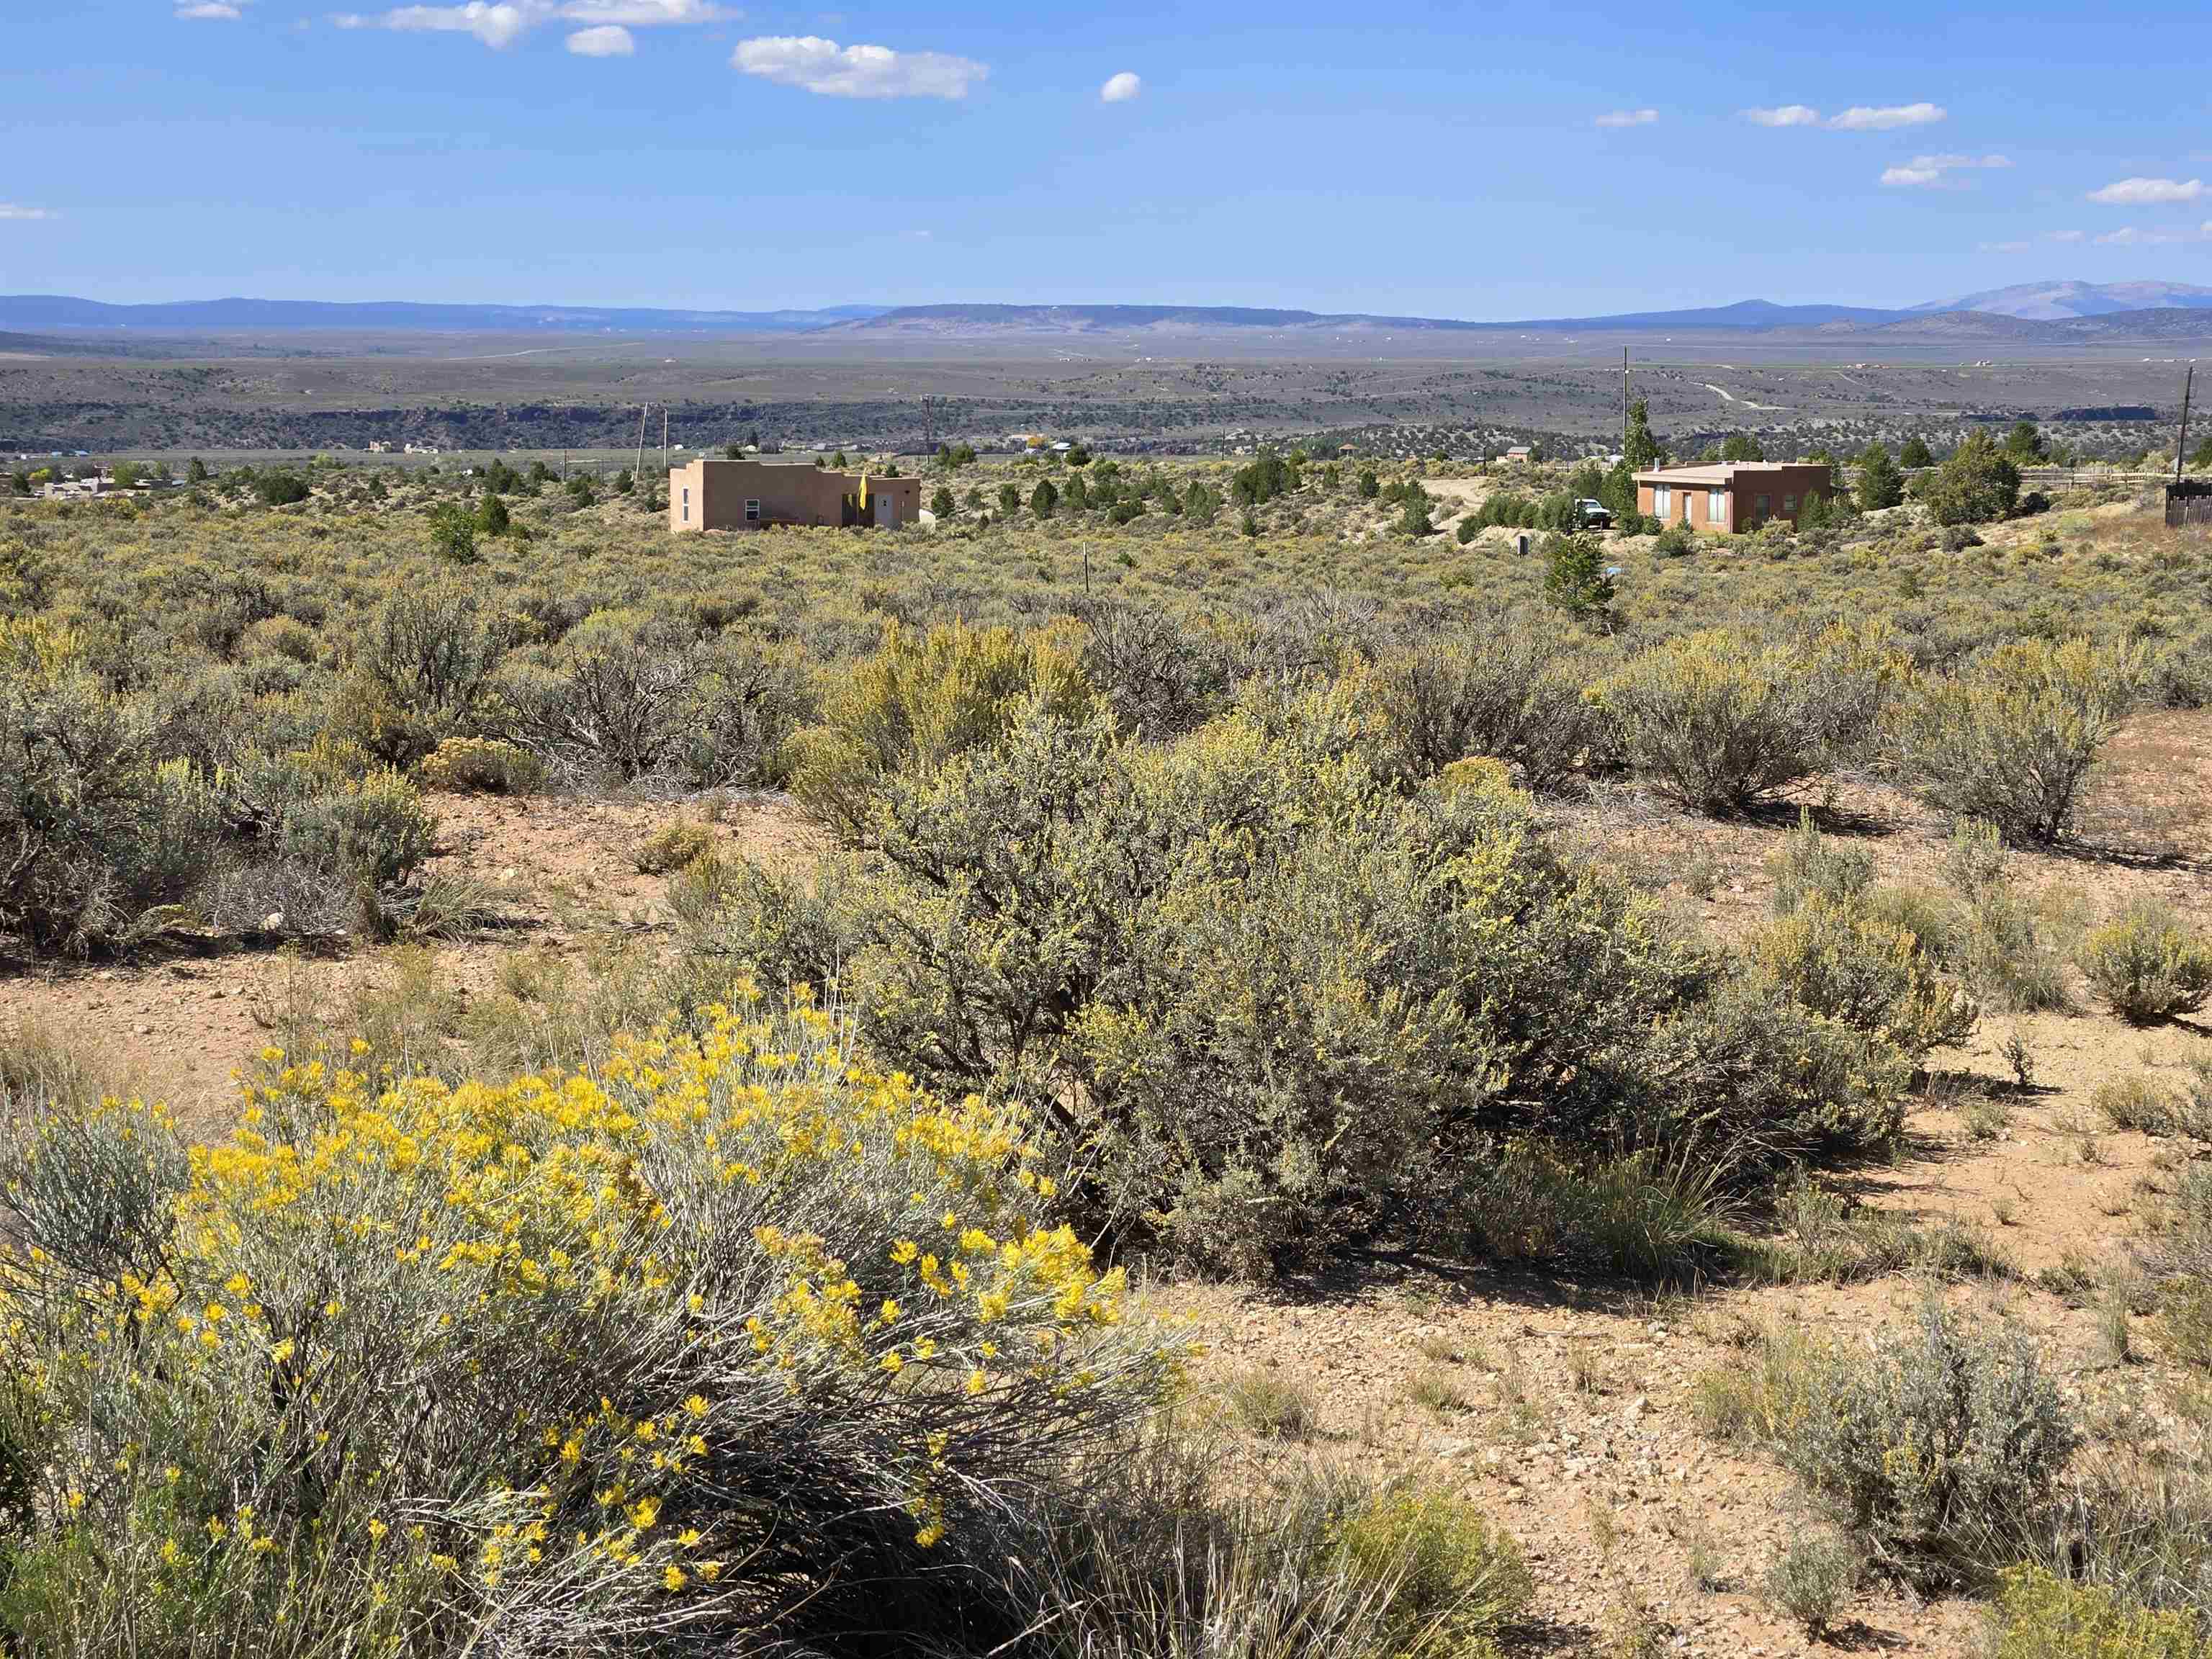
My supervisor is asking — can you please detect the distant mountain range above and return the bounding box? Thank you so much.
[0,295,891,333]
[6,282,2212,342]
[1914,280,2212,320]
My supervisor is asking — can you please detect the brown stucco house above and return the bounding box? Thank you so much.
[667,457,923,534]
[1633,462,1833,534]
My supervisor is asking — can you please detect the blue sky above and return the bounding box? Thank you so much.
[4,0,2209,316]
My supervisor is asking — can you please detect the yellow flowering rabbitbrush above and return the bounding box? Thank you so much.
[0,986,1174,1654]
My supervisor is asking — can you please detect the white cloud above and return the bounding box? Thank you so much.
[1881,152,2010,188]
[732,35,985,99]
[2049,228,2084,242]
[336,3,533,45]
[566,22,631,52]
[1828,102,1945,130]
[1100,71,1141,104]
[1978,239,2033,253]
[2087,176,2203,206]
[2092,222,2211,246]
[333,0,735,47]
[560,0,735,22]
[0,204,58,221]
[176,1,244,17]
[1748,102,1947,132]
[1594,107,1657,128]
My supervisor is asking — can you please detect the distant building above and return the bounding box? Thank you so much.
[1634,462,1834,533]
[667,457,922,534]
[1499,446,1533,464]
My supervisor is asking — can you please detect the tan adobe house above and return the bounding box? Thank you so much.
[1633,462,1833,533]
[667,457,923,534]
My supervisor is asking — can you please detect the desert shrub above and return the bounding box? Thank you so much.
[1363,610,1604,792]
[1076,600,1235,738]
[1766,809,1873,915]
[255,470,310,507]
[1007,1457,1530,1659]
[1990,1567,2211,1659]
[416,735,544,795]
[275,766,438,891]
[1766,1532,1860,1639]
[490,613,809,790]
[1743,1301,2077,1588]
[1331,1482,1531,1657]
[1752,893,1976,1061]
[1224,1368,1319,1440]
[1737,1172,2012,1287]
[1446,1144,1735,1284]
[2078,901,2212,1025]
[1604,624,1897,814]
[788,619,1093,837]
[1893,637,2146,843]
[688,691,1913,1273]
[0,619,220,954]
[632,819,714,875]
[2094,1074,2194,1136]
[0,997,1174,1657]
[338,583,495,767]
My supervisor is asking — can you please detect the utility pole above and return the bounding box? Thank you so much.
[1622,347,1629,460]
[661,408,669,472]
[634,405,647,483]
[2177,361,2196,482]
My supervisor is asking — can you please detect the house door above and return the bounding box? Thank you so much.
[874,493,900,529]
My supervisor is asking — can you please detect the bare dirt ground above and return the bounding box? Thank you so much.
[0,716,2206,1656]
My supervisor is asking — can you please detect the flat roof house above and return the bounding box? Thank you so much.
[1633,462,1834,534]
[668,457,923,534]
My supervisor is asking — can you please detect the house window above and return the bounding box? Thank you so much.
[1653,486,1671,516]
[1755,493,1770,520]
[1782,494,1796,516]
[1708,489,1727,524]
[745,498,761,523]
[681,487,689,523]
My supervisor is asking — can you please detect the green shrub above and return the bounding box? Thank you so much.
[490,613,809,791]
[1753,1301,2077,1588]
[340,583,494,767]
[1076,601,1234,738]
[277,767,438,891]
[2094,1074,2190,1135]
[416,736,544,795]
[1364,611,1604,793]
[692,691,1912,1273]
[2078,901,2212,1025]
[1604,624,1896,814]
[0,619,220,955]
[0,999,1174,1655]
[1767,809,1874,915]
[1224,1367,1319,1440]
[1923,430,2022,526]
[1990,1566,2211,1659]
[787,619,1093,837]
[1766,1531,1860,1639]
[1894,637,2146,844]
[1332,1482,1532,1656]
[1752,893,1976,1061]
[631,818,714,875]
